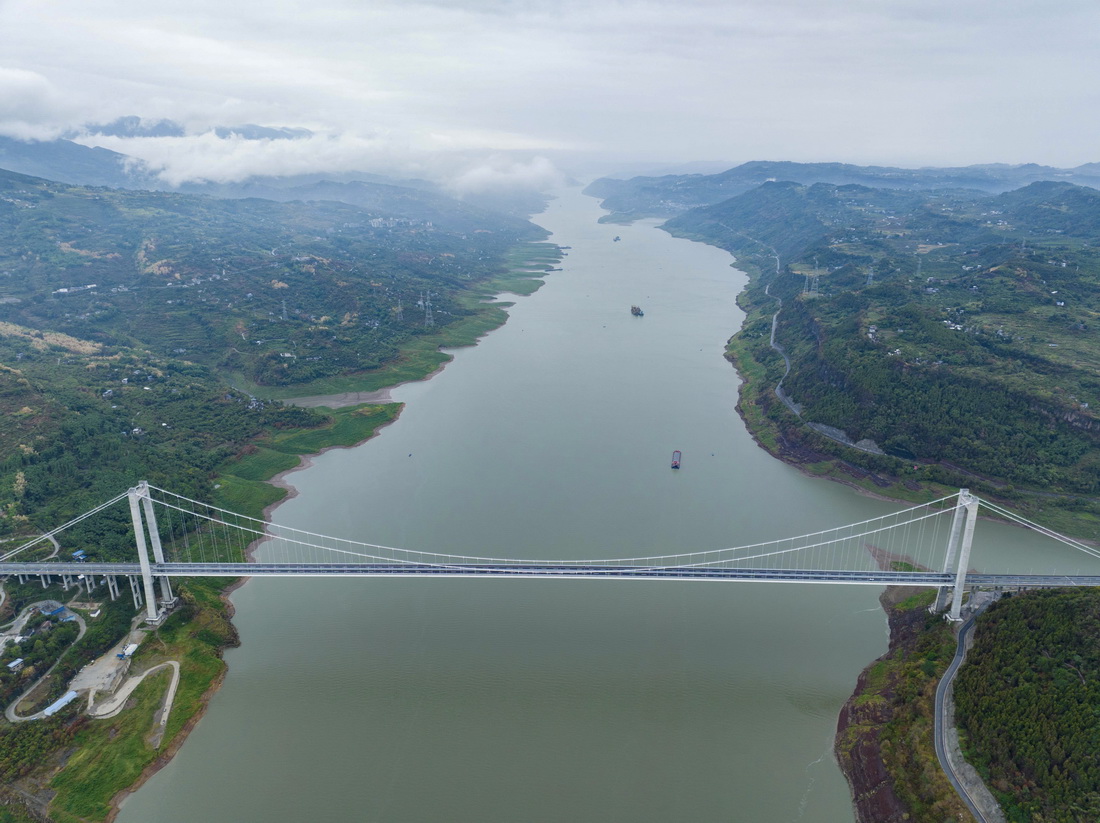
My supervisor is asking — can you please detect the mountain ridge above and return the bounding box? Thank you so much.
[586,160,1100,222]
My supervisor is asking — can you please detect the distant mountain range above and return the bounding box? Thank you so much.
[585,160,1100,222]
[662,178,1100,263]
[75,116,314,141]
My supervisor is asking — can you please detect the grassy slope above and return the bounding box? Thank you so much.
[49,591,231,823]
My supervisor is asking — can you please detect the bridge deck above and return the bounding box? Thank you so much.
[2,561,1097,588]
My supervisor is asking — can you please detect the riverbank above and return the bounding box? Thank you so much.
[104,662,226,823]
[282,388,393,409]
[101,183,946,823]
[723,338,956,509]
[835,583,975,823]
[716,248,1100,546]
[7,241,563,823]
[720,263,984,822]
[97,247,561,819]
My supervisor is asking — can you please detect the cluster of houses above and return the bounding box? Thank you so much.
[2,604,76,676]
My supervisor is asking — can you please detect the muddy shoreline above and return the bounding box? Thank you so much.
[106,665,231,822]
[281,387,393,409]
[247,401,407,564]
[279,338,468,411]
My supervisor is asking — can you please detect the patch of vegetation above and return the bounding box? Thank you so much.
[895,589,937,611]
[0,717,77,784]
[836,591,972,823]
[0,169,546,388]
[669,180,1100,536]
[0,167,557,821]
[47,584,232,823]
[1,622,79,713]
[955,589,1100,822]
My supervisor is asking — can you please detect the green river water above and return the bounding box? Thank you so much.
[117,188,1095,823]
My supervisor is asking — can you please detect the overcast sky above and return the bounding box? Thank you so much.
[1,0,1098,187]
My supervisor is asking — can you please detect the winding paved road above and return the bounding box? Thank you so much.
[935,617,1001,823]
[89,660,180,723]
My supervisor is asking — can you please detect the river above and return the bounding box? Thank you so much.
[117,187,1096,823]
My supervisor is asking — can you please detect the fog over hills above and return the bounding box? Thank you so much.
[0,130,546,219]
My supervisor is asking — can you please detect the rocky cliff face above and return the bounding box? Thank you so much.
[834,591,928,823]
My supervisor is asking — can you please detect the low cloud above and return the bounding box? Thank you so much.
[72,127,567,194]
[4,0,1098,171]
[74,130,416,186]
[0,67,71,140]
[447,156,564,195]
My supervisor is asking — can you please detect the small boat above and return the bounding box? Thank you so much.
[671,450,681,469]
[631,305,644,317]
[613,236,621,242]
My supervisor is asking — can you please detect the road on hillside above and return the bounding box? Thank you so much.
[935,617,999,823]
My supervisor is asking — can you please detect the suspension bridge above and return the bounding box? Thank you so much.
[2,482,1099,625]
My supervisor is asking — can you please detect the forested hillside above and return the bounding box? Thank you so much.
[0,166,556,819]
[665,180,1100,527]
[0,169,543,386]
[955,590,1100,822]
[0,167,553,542]
[0,324,317,544]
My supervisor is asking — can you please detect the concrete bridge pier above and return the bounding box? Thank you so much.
[128,575,144,612]
[105,575,120,601]
[932,490,980,620]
